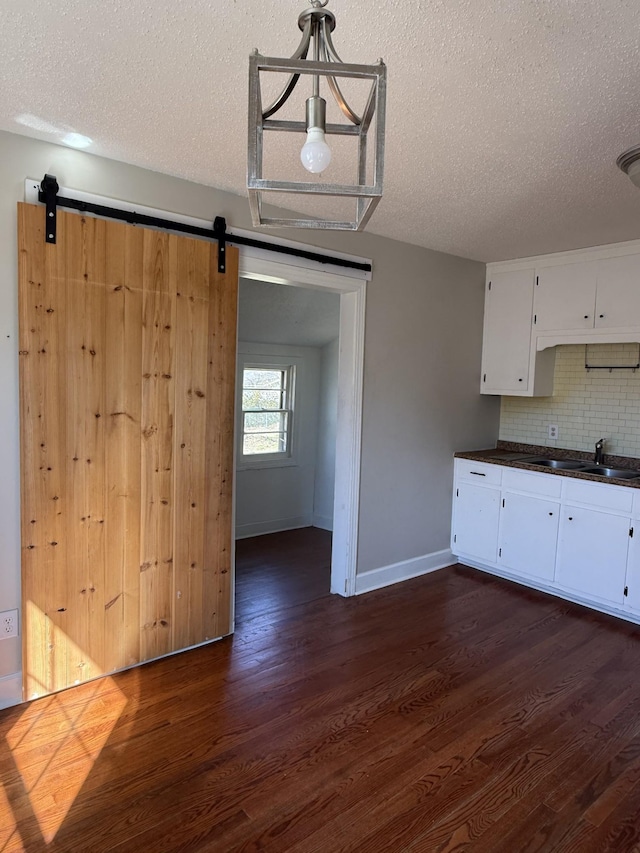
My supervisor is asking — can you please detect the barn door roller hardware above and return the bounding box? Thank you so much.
[40,174,59,244]
[37,174,229,271]
[34,174,371,276]
[213,217,227,273]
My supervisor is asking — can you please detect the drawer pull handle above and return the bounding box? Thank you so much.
[470,471,486,476]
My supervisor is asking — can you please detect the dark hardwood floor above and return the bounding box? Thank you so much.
[235,527,332,625]
[3,534,640,851]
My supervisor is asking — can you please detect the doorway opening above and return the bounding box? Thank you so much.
[234,249,367,627]
[234,279,340,624]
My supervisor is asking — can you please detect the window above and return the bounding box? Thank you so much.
[241,365,294,459]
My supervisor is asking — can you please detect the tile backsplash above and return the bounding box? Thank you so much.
[500,344,640,459]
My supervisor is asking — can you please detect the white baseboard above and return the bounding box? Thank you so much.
[312,513,333,532]
[355,548,454,595]
[0,673,22,709]
[235,515,312,540]
[457,556,640,627]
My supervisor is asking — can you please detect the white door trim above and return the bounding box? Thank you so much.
[239,253,365,597]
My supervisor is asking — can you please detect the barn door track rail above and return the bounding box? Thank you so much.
[37,174,372,276]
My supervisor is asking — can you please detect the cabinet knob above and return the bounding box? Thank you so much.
[549,512,553,516]
[518,378,523,382]
[568,516,573,521]
[584,315,589,319]
[599,314,604,319]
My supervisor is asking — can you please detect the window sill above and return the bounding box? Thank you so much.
[237,457,299,471]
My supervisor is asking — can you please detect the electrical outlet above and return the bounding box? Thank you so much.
[548,424,559,439]
[0,610,18,640]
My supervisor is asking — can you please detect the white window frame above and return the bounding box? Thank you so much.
[236,351,305,471]
[238,361,296,466]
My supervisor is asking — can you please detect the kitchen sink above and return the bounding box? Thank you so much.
[521,457,587,470]
[580,466,640,479]
[510,456,640,479]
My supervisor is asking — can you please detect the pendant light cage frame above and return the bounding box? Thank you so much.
[247,49,386,231]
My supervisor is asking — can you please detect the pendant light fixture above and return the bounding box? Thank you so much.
[247,0,386,231]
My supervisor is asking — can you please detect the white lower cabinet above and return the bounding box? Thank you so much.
[556,506,630,606]
[452,459,640,623]
[498,492,559,582]
[452,482,501,563]
[625,530,640,612]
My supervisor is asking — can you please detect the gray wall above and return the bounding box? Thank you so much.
[313,338,339,531]
[235,342,321,538]
[355,241,500,572]
[0,130,499,706]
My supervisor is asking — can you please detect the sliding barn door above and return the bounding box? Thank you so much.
[18,202,238,699]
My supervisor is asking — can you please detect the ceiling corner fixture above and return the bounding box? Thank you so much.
[247,0,386,231]
[617,145,640,188]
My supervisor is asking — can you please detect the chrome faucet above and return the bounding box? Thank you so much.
[594,438,605,465]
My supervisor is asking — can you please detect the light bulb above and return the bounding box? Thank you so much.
[300,127,332,174]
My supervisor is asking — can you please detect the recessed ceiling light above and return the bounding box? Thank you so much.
[61,132,92,149]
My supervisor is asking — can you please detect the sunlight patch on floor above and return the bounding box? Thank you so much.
[5,674,127,843]
[0,782,23,852]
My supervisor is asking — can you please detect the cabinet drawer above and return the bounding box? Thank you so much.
[502,468,562,499]
[563,478,633,514]
[456,460,502,485]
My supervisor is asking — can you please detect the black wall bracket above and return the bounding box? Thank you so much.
[213,216,227,274]
[40,174,59,244]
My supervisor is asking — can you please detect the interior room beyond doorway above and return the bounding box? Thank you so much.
[234,278,340,624]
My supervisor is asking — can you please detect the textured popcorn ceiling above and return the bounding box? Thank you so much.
[2,0,640,262]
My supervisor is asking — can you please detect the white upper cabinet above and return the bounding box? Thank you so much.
[595,254,640,329]
[483,240,640,396]
[481,269,534,394]
[534,254,640,333]
[480,268,555,397]
[533,262,597,331]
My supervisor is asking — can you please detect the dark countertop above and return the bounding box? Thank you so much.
[455,441,640,488]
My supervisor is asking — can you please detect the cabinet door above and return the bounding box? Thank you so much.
[534,262,597,331]
[499,493,559,582]
[625,529,640,611]
[556,507,630,605]
[595,254,640,329]
[481,269,534,394]
[453,483,500,563]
